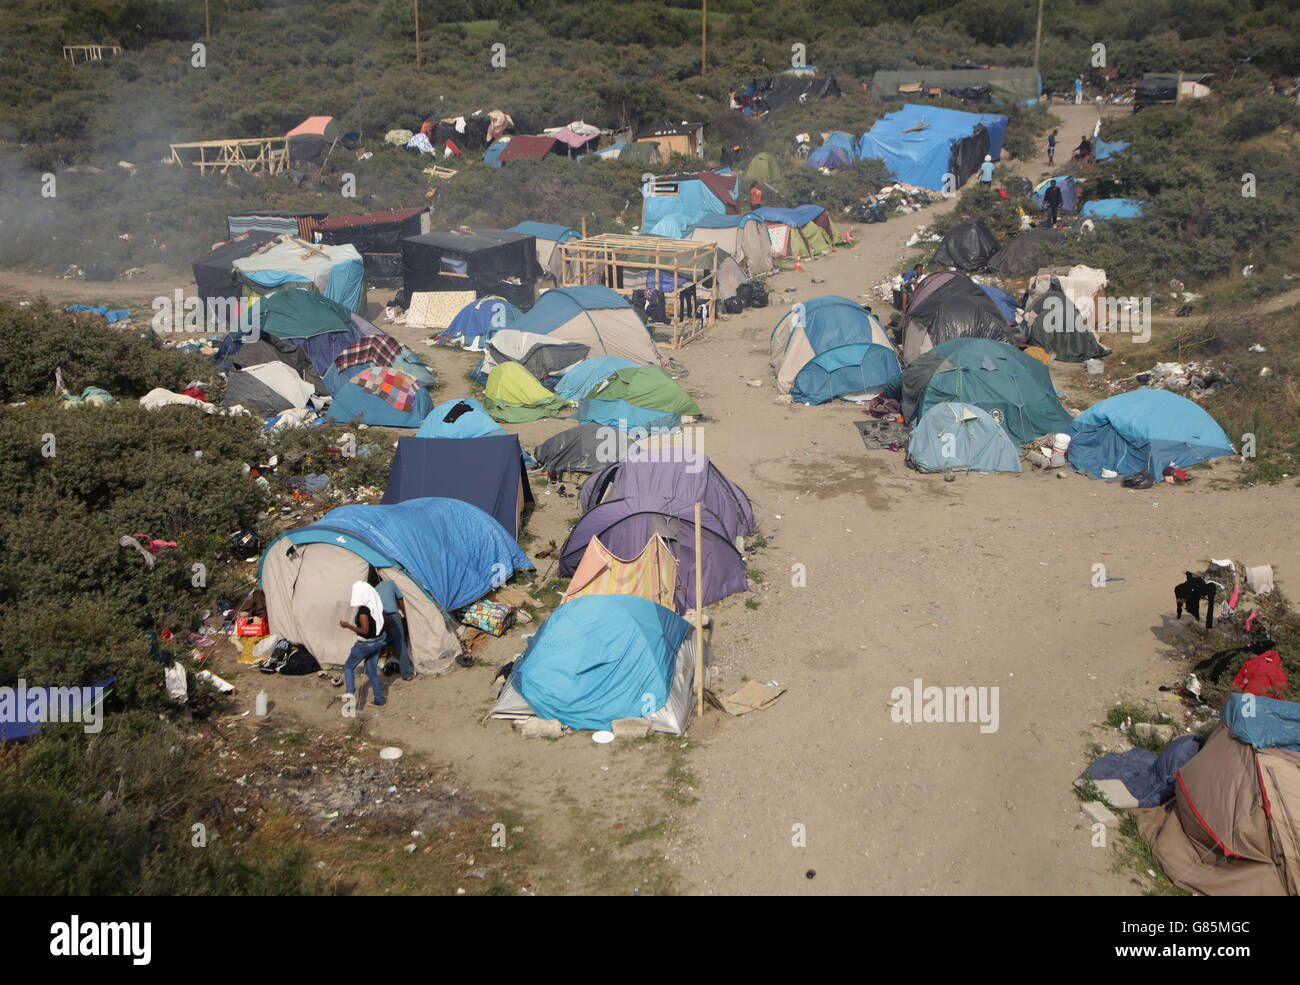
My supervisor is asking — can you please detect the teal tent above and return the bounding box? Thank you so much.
[1066,388,1234,478]
[907,402,1023,473]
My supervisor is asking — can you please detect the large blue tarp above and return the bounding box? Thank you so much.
[509,221,581,243]
[750,205,825,227]
[0,678,114,742]
[1221,694,1300,750]
[273,497,532,611]
[416,397,506,439]
[555,356,639,400]
[1081,198,1146,219]
[484,139,508,168]
[1066,388,1234,478]
[689,212,765,230]
[509,595,689,731]
[1093,139,1130,161]
[977,282,1020,323]
[445,296,521,343]
[382,435,528,536]
[643,175,735,237]
[858,104,1008,191]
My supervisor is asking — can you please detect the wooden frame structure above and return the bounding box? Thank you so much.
[63,44,122,64]
[169,137,290,176]
[559,233,718,347]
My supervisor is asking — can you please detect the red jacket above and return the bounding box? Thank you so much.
[1234,651,1289,698]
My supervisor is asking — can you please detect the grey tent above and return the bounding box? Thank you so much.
[931,219,1000,272]
[534,423,634,476]
[988,228,1065,275]
[1024,286,1110,362]
[227,337,327,395]
[902,271,1016,363]
[223,371,296,417]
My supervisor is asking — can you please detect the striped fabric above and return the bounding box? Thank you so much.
[335,334,404,372]
[562,534,677,609]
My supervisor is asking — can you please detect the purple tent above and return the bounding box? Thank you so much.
[559,499,749,612]
[578,457,756,542]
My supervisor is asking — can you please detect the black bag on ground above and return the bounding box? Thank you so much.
[260,640,320,675]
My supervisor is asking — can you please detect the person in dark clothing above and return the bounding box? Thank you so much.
[1043,179,1064,227]
[1073,135,1092,161]
[1047,129,1057,165]
[372,570,413,681]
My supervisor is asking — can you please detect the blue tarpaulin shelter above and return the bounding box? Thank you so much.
[503,595,690,731]
[1081,198,1146,219]
[1066,388,1234,478]
[977,282,1020,323]
[1093,139,1130,161]
[642,172,739,237]
[443,296,520,344]
[1222,694,1300,751]
[484,139,508,168]
[381,434,532,537]
[857,104,1008,191]
[0,678,114,741]
[805,131,858,170]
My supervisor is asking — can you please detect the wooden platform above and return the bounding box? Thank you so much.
[169,137,290,176]
[558,233,718,347]
[63,44,122,64]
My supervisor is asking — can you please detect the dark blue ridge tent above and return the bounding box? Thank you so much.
[381,435,533,538]
[490,594,697,734]
[805,131,858,170]
[857,104,1008,191]
[888,337,1074,445]
[1081,198,1146,219]
[559,497,749,612]
[977,282,1021,323]
[440,296,521,345]
[323,364,435,427]
[1065,388,1234,478]
[259,497,533,671]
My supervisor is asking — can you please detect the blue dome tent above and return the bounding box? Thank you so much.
[1066,388,1234,478]
[770,295,901,404]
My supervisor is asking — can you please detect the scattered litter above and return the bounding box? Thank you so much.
[723,680,786,716]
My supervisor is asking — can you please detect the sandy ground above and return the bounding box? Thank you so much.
[12,102,1300,894]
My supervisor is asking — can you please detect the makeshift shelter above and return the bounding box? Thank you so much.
[495,134,562,164]
[770,295,901,404]
[483,362,571,422]
[534,422,637,476]
[1140,721,1300,896]
[1081,198,1145,219]
[857,104,1009,191]
[191,234,268,329]
[507,286,663,365]
[508,221,581,282]
[381,435,533,538]
[615,141,660,165]
[285,116,359,165]
[227,211,327,241]
[901,271,1016,363]
[483,139,509,168]
[224,361,318,417]
[743,153,783,186]
[579,456,756,543]
[490,594,698,734]
[554,356,640,401]
[636,121,705,160]
[751,205,845,258]
[891,338,1074,445]
[225,336,326,395]
[215,289,365,377]
[641,171,741,238]
[1065,388,1234,478]
[1028,265,1108,330]
[441,296,520,347]
[739,74,842,112]
[988,228,1065,275]
[586,365,701,417]
[806,131,858,170]
[684,213,774,276]
[333,331,436,387]
[260,498,532,671]
[324,365,435,428]
[872,68,1041,104]
[233,238,366,312]
[402,228,538,309]
[1092,139,1130,162]
[562,534,678,608]
[1032,176,1077,212]
[906,402,1023,473]
[315,207,431,283]
[1023,285,1110,362]
[976,282,1020,324]
[931,219,1000,272]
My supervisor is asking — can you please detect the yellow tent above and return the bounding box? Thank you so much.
[483,362,570,422]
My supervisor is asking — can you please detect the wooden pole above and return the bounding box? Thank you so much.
[694,501,704,719]
[204,0,210,40]
[1033,0,1043,74]
[414,0,421,67]
[701,0,707,75]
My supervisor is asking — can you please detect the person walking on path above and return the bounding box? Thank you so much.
[1075,77,1083,104]
[1043,179,1063,228]
[979,154,995,186]
[1047,129,1057,165]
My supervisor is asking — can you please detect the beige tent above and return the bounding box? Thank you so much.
[685,220,773,275]
[261,544,460,673]
[561,534,678,609]
[1138,725,1300,896]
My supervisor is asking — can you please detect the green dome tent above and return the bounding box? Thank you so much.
[484,362,572,422]
[887,338,1073,445]
[744,152,783,186]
